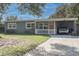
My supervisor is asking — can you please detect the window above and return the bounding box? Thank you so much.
[27,24,30,28]
[8,23,16,29]
[31,23,35,28]
[44,23,48,29]
[37,23,43,29]
[37,23,48,29]
[26,22,35,29]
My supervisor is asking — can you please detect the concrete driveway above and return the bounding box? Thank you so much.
[24,35,79,56]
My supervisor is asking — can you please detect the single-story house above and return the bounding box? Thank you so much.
[4,18,78,35]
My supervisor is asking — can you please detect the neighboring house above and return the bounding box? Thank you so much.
[4,18,78,35]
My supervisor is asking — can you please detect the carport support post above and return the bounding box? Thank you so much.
[54,21,56,35]
[74,20,77,35]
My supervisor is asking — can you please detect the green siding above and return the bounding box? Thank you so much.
[16,22,25,33]
[5,21,35,34]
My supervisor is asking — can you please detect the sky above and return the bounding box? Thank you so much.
[3,3,63,20]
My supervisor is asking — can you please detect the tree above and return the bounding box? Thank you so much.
[18,3,46,17]
[48,4,67,18]
[0,4,10,34]
[70,3,79,17]
[0,3,46,21]
[69,3,79,24]
[0,3,10,21]
[48,3,75,19]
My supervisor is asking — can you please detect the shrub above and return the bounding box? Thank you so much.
[0,36,2,38]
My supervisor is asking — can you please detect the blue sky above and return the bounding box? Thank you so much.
[3,3,63,20]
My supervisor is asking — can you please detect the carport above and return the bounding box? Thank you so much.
[56,21,74,34]
[53,18,78,35]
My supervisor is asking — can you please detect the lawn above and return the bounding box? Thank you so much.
[0,33,49,56]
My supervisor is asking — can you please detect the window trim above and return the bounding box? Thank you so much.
[26,22,35,29]
[8,23,16,29]
[37,23,48,29]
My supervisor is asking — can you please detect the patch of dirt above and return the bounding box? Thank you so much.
[0,38,37,47]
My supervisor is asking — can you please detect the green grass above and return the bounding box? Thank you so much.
[0,33,49,56]
[0,44,37,56]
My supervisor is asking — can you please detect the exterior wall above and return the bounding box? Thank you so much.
[16,22,25,33]
[48,21,54,29]
[25,21,35,34]
[4,22,7,32]
[5,21,35,34]
[48,21,56,34]
[5,20,76,35]
[4,22,16,33]
[25,29,35,34]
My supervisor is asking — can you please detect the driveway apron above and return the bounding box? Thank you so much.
[24,35,79,56]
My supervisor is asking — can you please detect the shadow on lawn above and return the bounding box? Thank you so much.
[26,43,79,56]
[1,33,49,37]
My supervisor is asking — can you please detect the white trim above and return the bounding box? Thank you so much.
[7,23,16,29]
[54,21,56,34]
[26,23,31,29]
[35,21,56,35]
[25,22,35,29]
[74,21,77,34]
[36,23,48,29]
[34,18,78,21]
[48,18,78,21]
[6,18,78,22]
[35,29,48,34]
[35,29,56,35]
[48,22,49,35]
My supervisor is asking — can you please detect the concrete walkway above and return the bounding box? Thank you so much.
[24,35,79,56]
